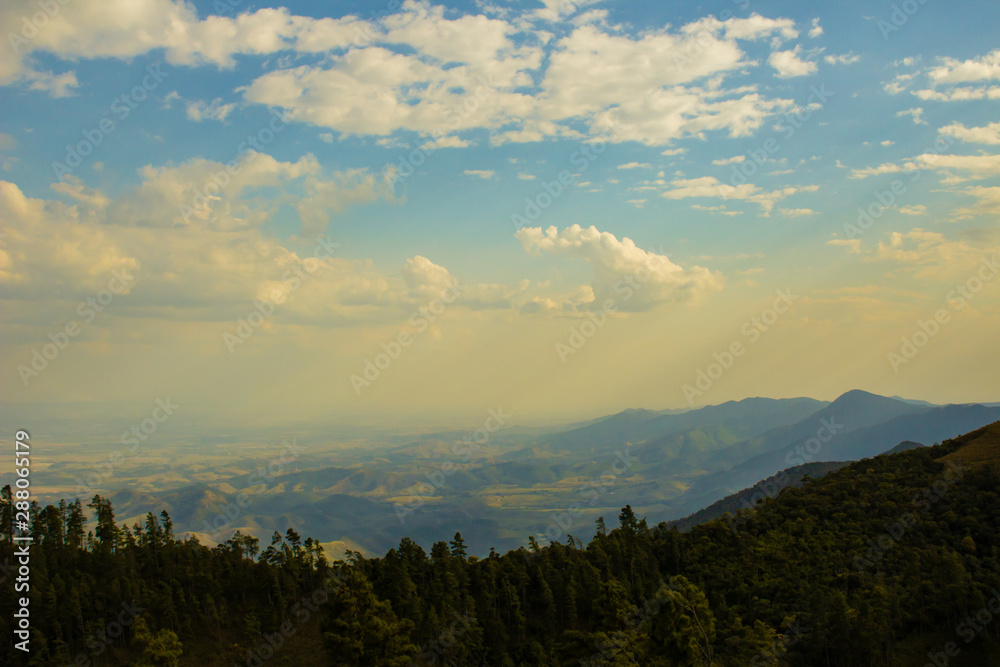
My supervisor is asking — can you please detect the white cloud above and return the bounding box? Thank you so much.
[517,173,536,180]
[0,160,564,324]
[808,18,823,38]
[899,205,926,216]
[952,186,1000,219]
[880,140,895,146]
[186,98,237,122]
[0,1,809,150]
[885,49,1000,103]
[913,86,1000,101]
[916,153,1000,182]
[682,14,798,42]
[514,224,722,311]
[768,46,817,78]
[24,69,78,97]
[939,121,1000,145]
[421,135,473,149]
[827,238,861,253]
[779,208,817,218]
[824,53,860,65]
[712,156,745,166]
[691,204,742,216]
[464,169,495,179]
[927,48,1000,84]
[617,162,652,169]
[531,0,604,22]
[660,176,816,215]
[896,107,926,125]
[871,229,996,279]
[850,153,1000,188]
[849,162,917,179]
[660,148,686,156]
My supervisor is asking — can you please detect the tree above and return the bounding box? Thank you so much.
[321,567,418,666]
[450,531,468,558]
[133,616,184,667]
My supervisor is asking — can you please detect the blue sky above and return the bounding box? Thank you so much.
[1,0,998,426]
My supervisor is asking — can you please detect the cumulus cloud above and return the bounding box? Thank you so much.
[884,48,1000,102]
[912,86,1000,101]
[0,156,416,324]
[940,121,1000,145]
[1,0,806,148]
[422,136,473,150]
[927,48,1000,84]
[514,224,722,311]
[1,158,647,326]
[769,46,817,78]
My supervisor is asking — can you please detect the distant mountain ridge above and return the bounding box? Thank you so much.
[672,391,1000,516]
[31,389,1000,558]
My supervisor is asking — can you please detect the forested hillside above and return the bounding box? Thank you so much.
[2,422,998,666]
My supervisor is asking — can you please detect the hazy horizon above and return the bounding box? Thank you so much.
[2,0,998,431]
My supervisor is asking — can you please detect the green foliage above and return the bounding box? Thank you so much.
[1,431,998,665]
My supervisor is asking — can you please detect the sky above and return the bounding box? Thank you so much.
[0,0,998,431]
